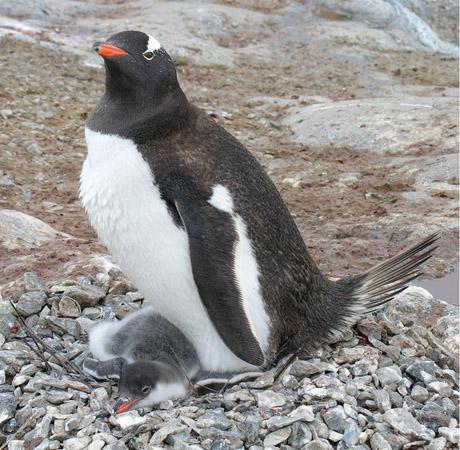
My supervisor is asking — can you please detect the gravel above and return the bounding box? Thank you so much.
[0,266,458,450]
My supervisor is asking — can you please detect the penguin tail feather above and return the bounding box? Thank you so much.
[338,232,440,325]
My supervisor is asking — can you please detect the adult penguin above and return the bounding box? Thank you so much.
[80,30,439,372]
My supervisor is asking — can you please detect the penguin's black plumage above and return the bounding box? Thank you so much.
[80,31,439,373]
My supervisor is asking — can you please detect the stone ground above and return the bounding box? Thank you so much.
[0,1,459,449]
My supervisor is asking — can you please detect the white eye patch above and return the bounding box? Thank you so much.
[143,35,162,60]
[146,35,161,53]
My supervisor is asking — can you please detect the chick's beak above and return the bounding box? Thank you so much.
[93,42,129,58]
[113,397,140,414]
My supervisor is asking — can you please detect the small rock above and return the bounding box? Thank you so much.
[75,317,95,333]
[125,291,144,302]
[374,389,391,412]
[264,415,298,432]
[46,391,73,404]
[303,439,334,450]
[87,441,105,450]
[196,409,232,430]
[427,381,452,396]
[289,360,330,377]
[237,421,259,444]
[426,437,448,450]
[288,422,312,447]
[6,441,24,450]
[210,440,230,450]
[58,296,81,318]
[376,365,402,386]
[420,402,451,430]
[247,372,274,388]
[309,418,329,440]
[289,405,314,422]
[198,428,243,448]
[0,391,17,426]
[63,437,92,450]
[410,385,429,403]
[16,291,46,316]
[370,432,392,450]
[104,443,128,450]
[165,430,191,447]
[342,419,360,447]
[109,280,133,295]
[63,285,106,308]
[282,374,299,389]
[323,406,347,432]
[406,360,440,383]
[23,414,52,440]
[263,426,291,447]
[45,317,80,339]
[12,374,29,387]
[383,408,431,440]
[255,390,286,408]
[150,420,187,445]
[114,411,147,431]
[328,430,343,442]
[438,426,460,444]
[82,308,101,320]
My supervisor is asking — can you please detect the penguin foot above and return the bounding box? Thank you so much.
[194,370,263,393]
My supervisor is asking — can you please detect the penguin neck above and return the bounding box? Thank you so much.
[88,80,192,142]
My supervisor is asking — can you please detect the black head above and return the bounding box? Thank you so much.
[93,30,180,103]
[89,30,190,138]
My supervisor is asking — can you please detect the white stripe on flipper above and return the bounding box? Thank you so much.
[208,184,271,354]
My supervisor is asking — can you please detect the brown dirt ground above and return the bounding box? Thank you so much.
[0,36,458,288]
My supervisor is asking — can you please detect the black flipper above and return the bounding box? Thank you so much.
[174,199,264,366]
[83,357,124,380]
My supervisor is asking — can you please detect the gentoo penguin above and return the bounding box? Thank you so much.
[80,30,439,373]
[83,308,199,411]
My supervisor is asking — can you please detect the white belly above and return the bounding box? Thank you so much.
[80,128,254,372]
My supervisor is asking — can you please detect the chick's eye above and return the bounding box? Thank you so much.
[141,386,151,394]
[143,51,154,60]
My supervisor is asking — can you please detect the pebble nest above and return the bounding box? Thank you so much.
[0,271,458,450]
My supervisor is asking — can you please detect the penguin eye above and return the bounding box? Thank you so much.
[143,51,154,60]
[141,386,151,394]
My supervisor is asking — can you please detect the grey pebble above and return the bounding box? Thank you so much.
[289,360,330,377]
[375,365,402,386]
[302,438,334,450]
[288,422,312,447]
[196,408,232,430]
[45,316,81,338]
[342,419,360,447]
[323,405,347,432]
[0,391,17,426]
[62,285,106,308]
[16,291,46,316]
[369,432,392,450]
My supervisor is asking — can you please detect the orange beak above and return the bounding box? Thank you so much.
[113,397,140,414]
[95,43,129,58]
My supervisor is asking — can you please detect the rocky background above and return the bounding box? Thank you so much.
[0,0,458,449]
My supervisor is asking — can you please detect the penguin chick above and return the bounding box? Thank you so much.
[86,306,200,372]
[83,307,200,411]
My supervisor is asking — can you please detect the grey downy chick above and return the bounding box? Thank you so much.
[83,307,200,412]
